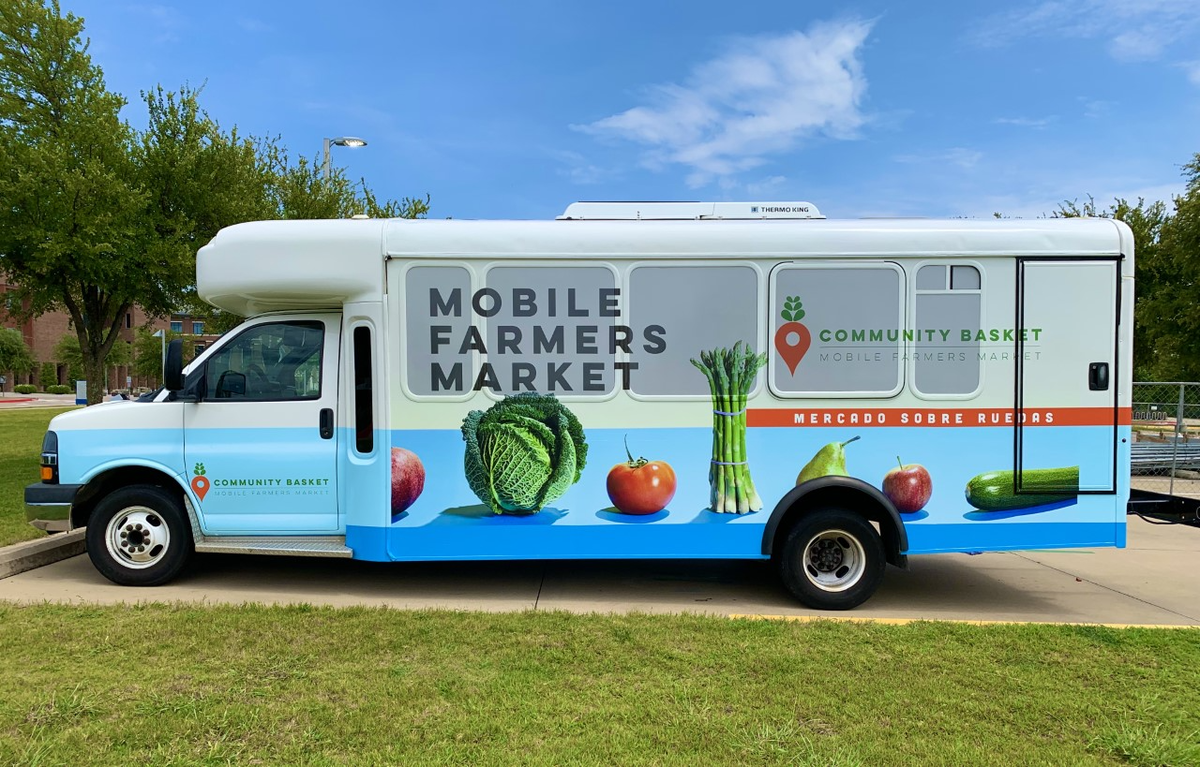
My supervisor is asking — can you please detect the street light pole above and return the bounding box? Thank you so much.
[322,136,368,180]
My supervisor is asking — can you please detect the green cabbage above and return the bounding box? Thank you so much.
[461,392,588,515]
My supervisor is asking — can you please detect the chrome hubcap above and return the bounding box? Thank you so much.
[803,529,866,592]
[105,507,170,570]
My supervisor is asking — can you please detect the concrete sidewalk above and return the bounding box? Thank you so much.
[0,392,79,409]
[0,516,1196,625]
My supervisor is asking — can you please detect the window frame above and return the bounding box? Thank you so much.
[397,261,480,403]
[767,261,907,400]
[479,260,624,402]
[352,324,376,455]
[201,319,326,403]
[623,260,766,402]
[907,258,987,402]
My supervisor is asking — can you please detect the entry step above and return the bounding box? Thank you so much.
[194,535,352,558]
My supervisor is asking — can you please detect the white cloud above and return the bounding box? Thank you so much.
[970,1,1200,62]
[575,20,873,187]
[128,4,183,44]
[745,175,788,196]
[237,17,271,33]
[548,150,611,186]
[1078,98,1113,118]
[894,148,983,170]
[994,116,1055,128]
[1183,61,1200,86]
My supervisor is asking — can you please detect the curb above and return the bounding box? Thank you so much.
[0,529,86,580]
[729,614,1200,630]
[0,397,36,405]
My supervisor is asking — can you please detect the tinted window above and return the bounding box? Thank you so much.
[353,326,374,453]
[913,264,983,396]
[771,265,904,396]
[628,265,759,396]
[207,321,324,401]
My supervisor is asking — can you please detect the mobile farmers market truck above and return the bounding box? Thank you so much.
[25,202,1134,609]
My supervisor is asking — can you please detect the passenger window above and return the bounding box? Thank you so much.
[405,266,474,396]
[628,264,760,396]
[207,321,324,401]
[770,264,905,397]
[913,263,982,396]
[353,326,374,453]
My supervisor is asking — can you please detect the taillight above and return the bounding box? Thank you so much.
[40,431,58,484]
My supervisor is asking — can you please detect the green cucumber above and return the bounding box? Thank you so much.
[964,466,1079,511]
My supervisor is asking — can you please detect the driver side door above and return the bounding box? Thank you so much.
[184,315,341,534]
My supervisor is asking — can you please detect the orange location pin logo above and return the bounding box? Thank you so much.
[774,295,811,374]
[191,462,210,501]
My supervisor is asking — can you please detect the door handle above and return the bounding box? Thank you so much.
[1088,362,1109,391]
[319,408,334,439]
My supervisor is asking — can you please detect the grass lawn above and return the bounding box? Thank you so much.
[0,408,75,548]
[0,606,1196,766]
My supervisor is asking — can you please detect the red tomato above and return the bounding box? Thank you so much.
[607,440,677,515]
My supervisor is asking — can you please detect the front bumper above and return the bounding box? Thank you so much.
[24,483,82,532]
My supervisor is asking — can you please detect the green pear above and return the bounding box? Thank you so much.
[796,436,860,485]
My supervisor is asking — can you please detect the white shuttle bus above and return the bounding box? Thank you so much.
[25,202,1133,609]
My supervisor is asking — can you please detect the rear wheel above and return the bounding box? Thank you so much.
[775,508,885,610]
[86,485,192,586]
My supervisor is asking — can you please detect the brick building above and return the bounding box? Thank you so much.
[0,277,219,393]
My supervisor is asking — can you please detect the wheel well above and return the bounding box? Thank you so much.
[71,467,186,529]
[763,479,908,568]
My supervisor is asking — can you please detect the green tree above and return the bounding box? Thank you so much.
[1,3,429,400]
[0,1,143,403]
[132,326,193,385]
[0,327,36,390]
[1055,195,1170,379]
[38,360,56,388]
[1146,156,1200,380]
[53,332,130,386]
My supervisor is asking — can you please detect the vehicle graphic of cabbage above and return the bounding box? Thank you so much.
[461,392,588,515]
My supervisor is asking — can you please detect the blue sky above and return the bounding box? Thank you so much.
[68,0,1200,220]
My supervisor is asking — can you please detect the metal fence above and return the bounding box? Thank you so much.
[1131,382,1200,497]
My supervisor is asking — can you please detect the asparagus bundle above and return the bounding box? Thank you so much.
[690,342,768,514]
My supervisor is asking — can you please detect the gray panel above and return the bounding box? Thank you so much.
[913,293,981,394]
[405,266,474,395]
[628,266,760,396]
[917,265,946,290]
[951,265,981,290]
[772,267,902,394]
[484,266,617,395]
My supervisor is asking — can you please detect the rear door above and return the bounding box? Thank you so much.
[1016,258,1119,493]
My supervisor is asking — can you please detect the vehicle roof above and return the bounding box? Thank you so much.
[196,216,1132,317]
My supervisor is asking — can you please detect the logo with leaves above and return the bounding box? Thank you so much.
[774,295,812,375]
[190,462,211,501]
[780,296,806,322]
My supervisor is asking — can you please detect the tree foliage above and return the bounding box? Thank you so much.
[0,1,428,403]
[0,327,36,388]
[1056,158,1200,380]
[132,326,194,384]
[53,331,131,385]
[1054,195,1170,379]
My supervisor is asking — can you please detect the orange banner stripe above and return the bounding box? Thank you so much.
[747,407,1133,428]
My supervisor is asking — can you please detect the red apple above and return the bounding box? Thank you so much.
[883,456,932,513]
[391,447,425,514]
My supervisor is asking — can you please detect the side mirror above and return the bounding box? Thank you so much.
[164,339,185,391]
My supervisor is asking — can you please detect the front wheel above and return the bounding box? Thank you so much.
[86,485,193,586]
[775,508,886,610]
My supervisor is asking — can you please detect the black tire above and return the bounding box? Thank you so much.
[85,485,193,586]
[775,508,886,610]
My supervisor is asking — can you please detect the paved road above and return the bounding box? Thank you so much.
[2,516,1197,625]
